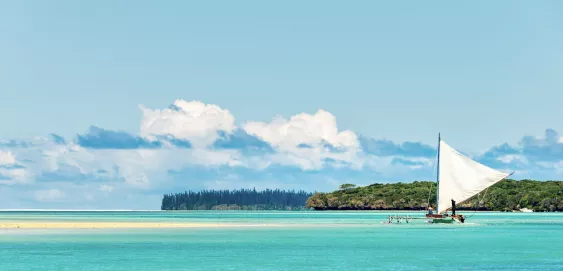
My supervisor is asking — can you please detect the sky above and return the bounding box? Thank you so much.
[0,1,562,209]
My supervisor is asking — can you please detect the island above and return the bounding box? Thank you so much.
[306,179,563,212]
[161,188,314,210]
[161,179,563,212]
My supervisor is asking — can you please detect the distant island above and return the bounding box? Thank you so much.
[161,189,314,210]
[161,180,563,212]
[306,179,563,212]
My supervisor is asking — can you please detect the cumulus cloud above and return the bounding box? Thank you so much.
[0,151,31,185]
[139,100,235,148]
[242,109,362,170]
[0,167,28,185]
[0,151,16,165]
[497,155,528,164]
[1,99,563,209]
[244,109,359,150]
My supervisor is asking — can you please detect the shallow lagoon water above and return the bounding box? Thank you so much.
[1,211,562,270]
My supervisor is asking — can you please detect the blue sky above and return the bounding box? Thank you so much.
[0,1,562,209]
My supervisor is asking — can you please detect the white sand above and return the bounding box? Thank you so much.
[0,222,286,229]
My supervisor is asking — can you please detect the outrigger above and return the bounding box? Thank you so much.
[387,134,513,224]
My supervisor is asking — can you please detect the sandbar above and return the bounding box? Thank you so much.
[0,222,287,229]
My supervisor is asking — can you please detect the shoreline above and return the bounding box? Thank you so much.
[0,209,550,214]
[0,209,516,212]
[0,222,289,229]
[0,209,160,212]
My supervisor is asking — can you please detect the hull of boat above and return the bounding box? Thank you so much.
[384,214,465,224]
[426,214,464,224]
[431,218,455,224]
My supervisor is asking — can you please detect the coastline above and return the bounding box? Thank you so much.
[0,209,532,213]
[0,209,160,212]
[0,211,552,229]
[0,222,287,229]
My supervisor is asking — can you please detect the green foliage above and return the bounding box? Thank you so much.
[305,179,563,212]
[339,184,357,190]
[161,188,314,210]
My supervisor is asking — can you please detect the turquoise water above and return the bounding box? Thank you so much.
[1,211,562,270]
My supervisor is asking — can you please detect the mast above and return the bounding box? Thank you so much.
[436,133,440,214]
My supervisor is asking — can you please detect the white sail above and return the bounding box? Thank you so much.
[437,140,510,214]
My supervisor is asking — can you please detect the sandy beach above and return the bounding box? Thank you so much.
[0,222,286,229]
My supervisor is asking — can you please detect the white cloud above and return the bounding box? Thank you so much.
[396,157,435,166]
[185,148,243,167]
[0,151,16,165]
[243,109,362,170]
[139,100,236,148]
[255,148,365,171]
[34,189,65,202]
[3,99,563,209]
[497,155,528,164]
[244,109,359,150]
[536,161,563,173]
[0,168,30,185]
[0,151,32,185]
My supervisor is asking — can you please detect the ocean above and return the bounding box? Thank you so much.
[0,211,562,270]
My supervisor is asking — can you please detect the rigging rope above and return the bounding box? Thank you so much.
[426,182,433,209]
[426,147,439,208]
[464,172,513,219]
[465,186,491,218]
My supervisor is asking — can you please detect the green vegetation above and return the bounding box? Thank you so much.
[162,180,563,212]
[161,189,314,210]
[306,179,563,212]
[339,183,357,190]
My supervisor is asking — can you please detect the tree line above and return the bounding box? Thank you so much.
[161,188,314,210]
[306,179,563,212]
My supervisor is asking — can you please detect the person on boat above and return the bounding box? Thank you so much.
[459,214,465,223]
[427,206,433,215]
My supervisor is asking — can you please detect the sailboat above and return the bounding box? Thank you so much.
[425,134,513,224]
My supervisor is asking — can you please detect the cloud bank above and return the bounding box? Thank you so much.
[1,99,561,209]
